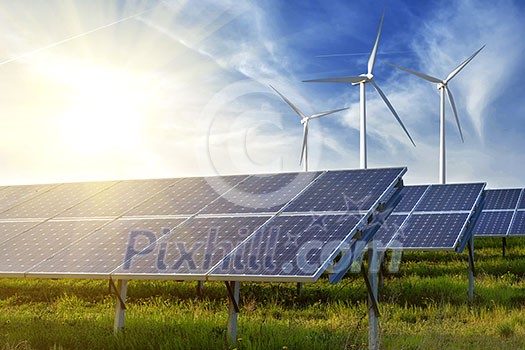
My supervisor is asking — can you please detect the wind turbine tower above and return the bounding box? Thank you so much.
[388,45,484,184]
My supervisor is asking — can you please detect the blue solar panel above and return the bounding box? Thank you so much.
[388,213,469,249]
[509,211,525,235]
[201,172,321,214]
[284,168,405,213]
[414,183,484,212]
[472,211,514,236]
[372,214,407,249]
[123,175,247,217]
[113,216,270,277]
[28,218,185,276]
[392,186,429,213]
[483,189,521,210]
[209,214,363,279]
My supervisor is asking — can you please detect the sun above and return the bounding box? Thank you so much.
[59,66,144,154]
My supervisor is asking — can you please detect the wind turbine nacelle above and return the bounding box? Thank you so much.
[351,74,372,86]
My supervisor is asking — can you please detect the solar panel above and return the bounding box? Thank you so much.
[392,186,429,213]
[0,167,407,283]
[0,221,43,246]
[471,188,525,238]
[112,216,270,278]
[388,213,469,250]
[28,218,185,277]
[0,184,58,213]
[0,181,117,220]
[123,175,247,217]
[471,211,514,236]
[414,183,484,212]
[208,214,363,281]
[284,168,405,213]
[372,214,407,249]
[509,211,525,236]
[0,219,109,275]
[377,182,485,251]
[482,189,521,210]
[200,172,321,215]
[57,179,176,218]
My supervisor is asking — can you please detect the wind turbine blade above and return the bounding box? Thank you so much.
[445,86,464,143]
[370,81,416,147]
[368,10,385,75]
[303,76,366,84]
[269,85,306,119]
[445,45,485,83]
[387,62,442,83]
[299,122,308,165]
[310,107,349,120]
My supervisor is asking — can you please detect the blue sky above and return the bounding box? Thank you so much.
[0,0,524,188]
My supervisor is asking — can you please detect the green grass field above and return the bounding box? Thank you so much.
[0,237,524,349]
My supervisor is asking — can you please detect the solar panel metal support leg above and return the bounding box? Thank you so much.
[365,243,380,350]
[112,279,128,335]
[502,237,507,258]
[226,281,240,346]
[468,235,475,302]
[197,281,204,297]
[296,283,303,296]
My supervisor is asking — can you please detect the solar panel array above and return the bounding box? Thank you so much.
[472,189,525,236]
[373,183,485,251]
[0,168,406,282]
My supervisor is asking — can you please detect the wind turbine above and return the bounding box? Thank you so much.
[303,10,416,169]
[270,85,348,172]
[388,45,485,184]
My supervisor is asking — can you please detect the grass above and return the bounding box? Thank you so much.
[0,237,524,349]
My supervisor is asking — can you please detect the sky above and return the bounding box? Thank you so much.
[0,0,524,188]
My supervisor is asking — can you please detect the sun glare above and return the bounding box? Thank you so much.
[59,68,144,154]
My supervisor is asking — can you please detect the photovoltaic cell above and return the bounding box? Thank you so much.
[113,216,270,277]
[0,220,109,273]
[28,218,185,276]
[388,213,469,250]
[392,186,429,213]
[471,211,513,236]
[414,183,484,212]
[284,168,404,213]
[0,181,117,220]
[482,189,521,210]
[201,172,321,214]
[124,175,247,217]
[509,211,525,235]
[57,179,176,218]
[209,214,363,280]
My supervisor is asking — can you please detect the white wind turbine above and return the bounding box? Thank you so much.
[303,10,416,169]
[388,45,485,184]
[270,85,348,172]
